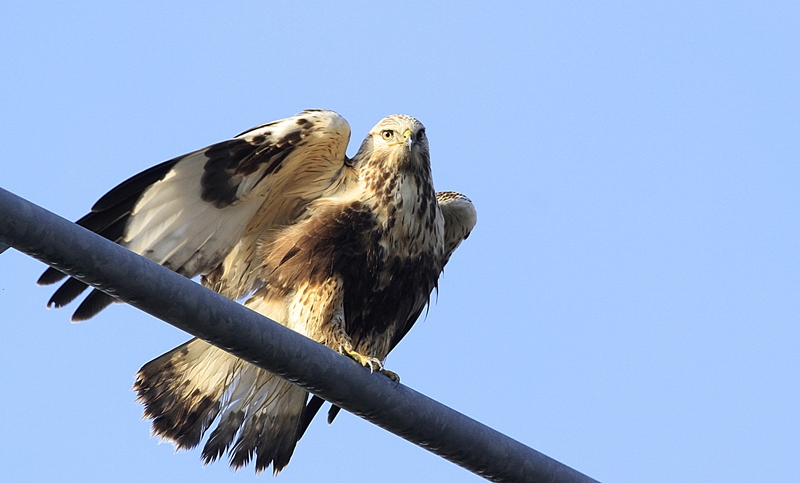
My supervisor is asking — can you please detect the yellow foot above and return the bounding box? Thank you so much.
[339,346,400,383]
[340,345,381,371]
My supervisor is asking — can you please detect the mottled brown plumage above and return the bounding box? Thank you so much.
[39,110,476,474]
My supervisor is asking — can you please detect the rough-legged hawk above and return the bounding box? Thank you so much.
[39,110,477,473]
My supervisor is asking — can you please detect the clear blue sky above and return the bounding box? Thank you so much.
[1,2,798,482]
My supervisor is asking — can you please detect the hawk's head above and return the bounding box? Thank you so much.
[352,114,430,175]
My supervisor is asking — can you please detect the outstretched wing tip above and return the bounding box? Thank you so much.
[37,267,67,286]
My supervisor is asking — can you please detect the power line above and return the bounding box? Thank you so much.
[0,186,600,483]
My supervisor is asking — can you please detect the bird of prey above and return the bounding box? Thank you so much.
[38,109,476,474]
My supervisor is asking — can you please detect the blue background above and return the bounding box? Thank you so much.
[1,2,798,482]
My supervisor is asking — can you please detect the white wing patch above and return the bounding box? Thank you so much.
[123,151,264,275]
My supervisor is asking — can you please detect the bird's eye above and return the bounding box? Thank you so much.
[417,129,425,141]
[381,130,394,140]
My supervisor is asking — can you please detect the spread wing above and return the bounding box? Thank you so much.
[38,109,353,321]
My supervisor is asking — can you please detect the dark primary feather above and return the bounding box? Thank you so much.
[92,158,182,212]
[37,159,179,287]
[38,158,182,318]
[70,287,116,322]
[297,396,325,439]
[46,278,90,309]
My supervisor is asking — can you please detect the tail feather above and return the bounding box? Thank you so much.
[202,410,245,464]
[134,338,307,474]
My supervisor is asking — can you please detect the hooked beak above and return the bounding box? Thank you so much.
[403,129,414,150]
